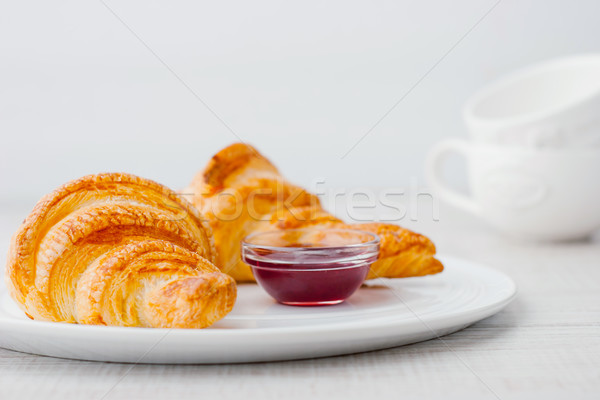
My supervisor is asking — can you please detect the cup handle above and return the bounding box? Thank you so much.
[426,138,481,215]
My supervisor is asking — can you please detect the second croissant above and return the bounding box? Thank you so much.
[185,143,444,282]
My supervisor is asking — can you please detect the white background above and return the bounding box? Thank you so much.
[1,0,599,206]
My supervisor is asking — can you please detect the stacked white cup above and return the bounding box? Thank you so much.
[426,54,600,242]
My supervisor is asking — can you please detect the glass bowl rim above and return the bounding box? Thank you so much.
[241,228,380,252]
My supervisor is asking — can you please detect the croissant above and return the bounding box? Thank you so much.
[5,173,236,328]
[185,143,443,282]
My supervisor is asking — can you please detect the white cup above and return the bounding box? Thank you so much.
[464,54,600,148]
[426,139,600,241]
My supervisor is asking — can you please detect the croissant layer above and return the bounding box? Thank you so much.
[6,173,236,328]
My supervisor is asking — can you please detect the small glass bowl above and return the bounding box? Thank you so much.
[241,228,380,306]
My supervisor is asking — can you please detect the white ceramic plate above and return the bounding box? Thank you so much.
[0,255,516,364]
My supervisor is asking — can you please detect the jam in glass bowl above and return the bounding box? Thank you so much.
[241,228,380,306]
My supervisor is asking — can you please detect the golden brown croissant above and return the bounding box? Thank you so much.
[5,173,236,328]
[185,143,443,282]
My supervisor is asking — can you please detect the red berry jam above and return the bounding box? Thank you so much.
[241,229,380,306]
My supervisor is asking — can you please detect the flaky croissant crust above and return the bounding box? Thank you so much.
[6,173,236,328]
[186,143,443,282]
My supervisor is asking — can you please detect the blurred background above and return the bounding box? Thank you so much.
[1,0,600,208]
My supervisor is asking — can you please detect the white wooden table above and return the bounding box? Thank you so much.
[1,203,599,400]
